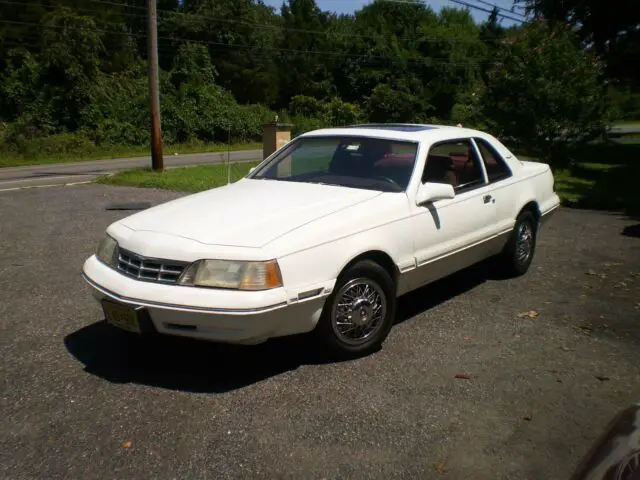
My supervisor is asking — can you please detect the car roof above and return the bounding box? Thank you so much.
[298,123,491,143]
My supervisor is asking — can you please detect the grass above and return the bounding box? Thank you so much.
[552,141,640,213]
[0,141,262,168]
[97,161,261,193]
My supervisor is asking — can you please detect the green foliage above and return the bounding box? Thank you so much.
[80,64,150,145]
[0,0,632,167]
[366,84,430,123]
[287,115,327,137]
[0,129,94,160]
[552,143,640,213]
[288,95,326,118]
[450,82,487,129]
[517,0,640,111]
[606,86,640,122]
[0,49,42,125]
[325,97,362,126]
[170,43,218,89]
[161,80,274,143]
[483,21,610,163]
[288,95,362,127]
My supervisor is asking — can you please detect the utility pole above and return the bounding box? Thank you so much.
[147,0,163,171]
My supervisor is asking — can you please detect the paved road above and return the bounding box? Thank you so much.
[1,184,639,479]
[0,149,262,190]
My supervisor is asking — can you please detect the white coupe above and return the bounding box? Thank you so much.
[82,123,560,356]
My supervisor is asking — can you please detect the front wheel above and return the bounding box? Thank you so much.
[499,210,538,277]
[315,260,397,358]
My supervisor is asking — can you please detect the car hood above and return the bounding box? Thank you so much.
[118,178,382,248]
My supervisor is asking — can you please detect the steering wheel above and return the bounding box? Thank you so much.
[372,175,402,189]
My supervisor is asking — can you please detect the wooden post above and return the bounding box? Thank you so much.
[147,0,163,171]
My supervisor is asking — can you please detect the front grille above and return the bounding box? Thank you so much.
[116,248,187,284]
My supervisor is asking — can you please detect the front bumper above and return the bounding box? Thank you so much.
[82,255,327,344]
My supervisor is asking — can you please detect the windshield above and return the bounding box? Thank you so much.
[249,135,419,192]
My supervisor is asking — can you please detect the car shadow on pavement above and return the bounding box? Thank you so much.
[64,258,501,394]
[395,258,499,324]
[64,324,330,394]
[621,223,640,238]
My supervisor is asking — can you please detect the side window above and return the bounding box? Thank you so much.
[422,138,486,193]
[474,138,512,183]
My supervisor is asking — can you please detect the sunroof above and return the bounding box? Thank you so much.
[345,123,440,132]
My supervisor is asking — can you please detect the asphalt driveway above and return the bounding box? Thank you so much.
[1,184,639,479]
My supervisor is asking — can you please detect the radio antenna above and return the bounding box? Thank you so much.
[227,125,231,185]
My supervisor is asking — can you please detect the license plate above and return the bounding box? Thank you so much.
[102,300,142,334]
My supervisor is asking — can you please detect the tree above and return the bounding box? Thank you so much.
[483,21,609,163]
[366,84,430,123]
[165,0,281,105]
[516,0,640,87]
[277,0,336,106]
[170,43,217,89]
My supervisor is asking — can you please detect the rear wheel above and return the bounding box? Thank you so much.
[315,260,396,358]
[499,210,538,277]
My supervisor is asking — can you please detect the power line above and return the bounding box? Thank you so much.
[381,0,526,23]
[157,4,506,45]
[80,0,510,45]
[472,0,526,18]
[80,0,148,12]
[0,0,149,20]
[0,19,507,65]
[446,0,526,23]
[0,0,518,47]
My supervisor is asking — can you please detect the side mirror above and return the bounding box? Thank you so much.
[415,182,455,205]
[249,167,256,173]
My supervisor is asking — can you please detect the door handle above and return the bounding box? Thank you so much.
[483,194,492,204]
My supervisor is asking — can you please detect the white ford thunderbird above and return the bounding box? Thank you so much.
[82,123,560,356]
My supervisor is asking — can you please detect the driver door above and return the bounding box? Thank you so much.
[406,137,500,290]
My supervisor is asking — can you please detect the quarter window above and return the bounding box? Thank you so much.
[474,138,512,182]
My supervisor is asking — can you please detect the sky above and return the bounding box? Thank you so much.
[263,0,524,26]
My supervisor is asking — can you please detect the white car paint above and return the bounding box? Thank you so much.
[82,124,560,345]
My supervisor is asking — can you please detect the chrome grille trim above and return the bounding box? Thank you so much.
[116,248,189,284]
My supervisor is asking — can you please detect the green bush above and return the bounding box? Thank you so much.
[78,64,150,146]
[288,115,328,137]
[324,97,362,126]
[365,84,430,124]
[90,120,149,147]
[286,96,362,133]
[288,95,326,118]
[0,129,95,160]
[450,82,488,130]
[606,86,640,122]
[232,104,276,142]
[160,83,275,144]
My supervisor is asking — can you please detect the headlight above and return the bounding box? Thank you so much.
[96,234,118,267]
[177,259,283,290]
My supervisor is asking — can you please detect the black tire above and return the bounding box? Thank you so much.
[500,210,538,277]
[315,260,397,358]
